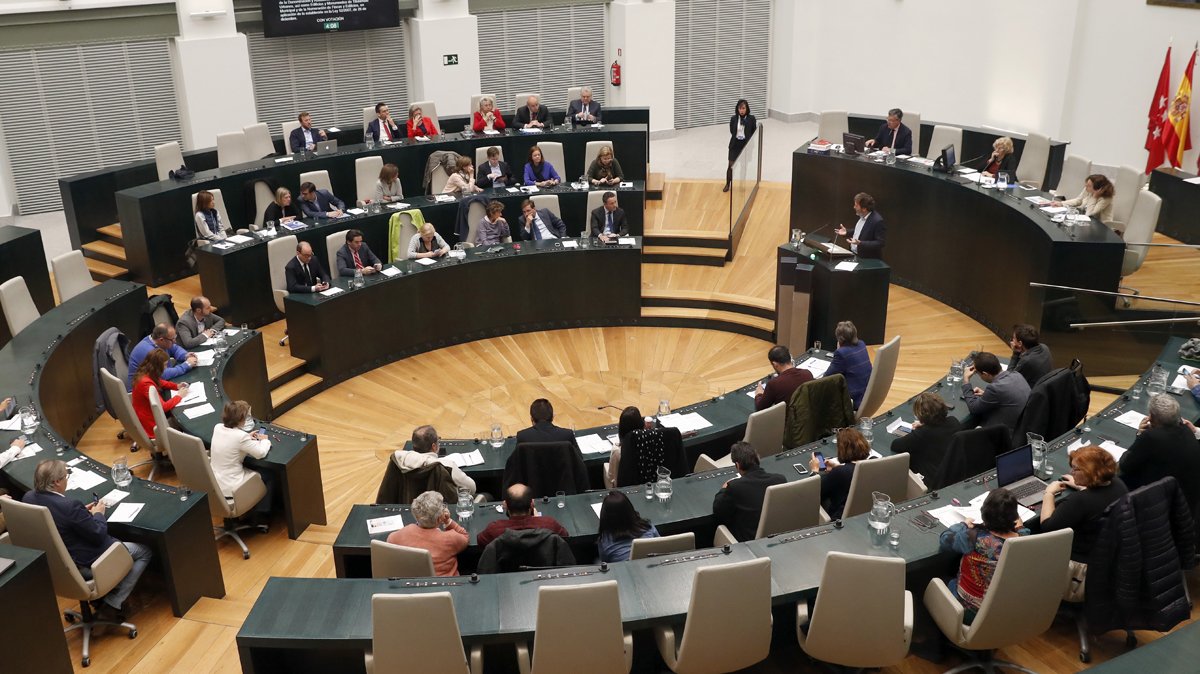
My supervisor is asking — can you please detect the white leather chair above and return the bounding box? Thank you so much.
[798,552,912,669]
[1055,155,1092,199]
[905,111,921,155]
[216,131,249,168]
[744,401,786,458]
[463,201,487,248]
[476,146,504,167]
[281,120,302,151]
[370,539,436,578]
[530,194,562,218]
[363,106,376,131]
[653,558,772,674]
[300,169,333,194]
[926,125,962,161]
[147,387,174,465]
[584,141,609,176]
[326,230,349,279]
[1,498,137,667]
[254,181,275,230]
[51,250,94,303]
[856,335,901,420]
[168,427,267,559]
[842,452,910,518]
[586,189,614,216]
[430,166,452,195]
[1119,190,1162,305]
[243,122,276,159]
[191,188,240,240]
[567,86,583,105]
[630,532,695,560]
[100,368,168,478]
[397,213,420,256]
[154,141,185,180]
[516,581,632,674]
[715,476,823,545]
[925,529,1073,674]
[470,93,497,116]
[0,276,39,337]
[537,142,566,180]
[1108,164,1142,231]
[515,92,542,116]
[366,593,483,674]
[409,100,440,135]
[693,454,721,473]
[817,110,849,143]
[356,156,384,205]
[269,235,298,344]
[1018,131,1051,190]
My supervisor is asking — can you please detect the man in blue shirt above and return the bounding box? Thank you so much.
[127,323,196,390]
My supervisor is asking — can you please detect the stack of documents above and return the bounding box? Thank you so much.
[658,412,713,434]
[366,513,407,534]
[175,382,207,406]
[797,357,832,377]
[576,434,613,455]
[183,403,217,419]
[444,450,484,467]
[66,469,106,492]
[930,493,1035,529]
[1172,365,1198,389]
[1113,410,1147,430]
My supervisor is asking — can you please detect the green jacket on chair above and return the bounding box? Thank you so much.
[783,374,856,448]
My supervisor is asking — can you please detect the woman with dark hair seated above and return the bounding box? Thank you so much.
[891,392,962,479]
[939,488,1029,624]
[809,427,871,519]
[605,406,644,488]
[596,490,660,563]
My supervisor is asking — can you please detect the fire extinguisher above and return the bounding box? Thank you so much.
[611,60,621,87]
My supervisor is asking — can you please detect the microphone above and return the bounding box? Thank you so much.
[958,152,992,170]
[806,223,830,238]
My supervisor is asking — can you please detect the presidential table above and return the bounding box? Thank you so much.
[1149,166,1200,245]
[0,543,74,674]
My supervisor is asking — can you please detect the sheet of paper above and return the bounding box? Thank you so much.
[798,357,832,378]
[182,403,216,419]
[834,261,858,271]
[16,443,44,459]
[1040,206,1068,214]
[415,258,437,266]
[380,266,402,277]
[195,351,215,367]
[1099,440,1128,462]
[0,417,22,430]
[366,514,407,535]
[274,157,294,163]
[483,129,501,135]
[1171,374,1191,389]
[1184,176,1200,185]
[561,240,579,249]
[591,502,603,518]
[281,222,306,231]
[506,187,520,193]
[415,136,431,142]
[931,503,1034,529]
[619,181,634,188]
[386,202,411,209]
[100,489,130,504]
[66,457,85,466]
[886,417,911,435]
[576,434,613,455]
[320,287,345,297]
[1067,437,1088,453]
[327,126,340,132]
[1114,410,1147,430]
[746,389,757,398]
[520,128,543,134]
[224,328,241,336]
[963,173,986,184]
[956,167,978,174]
[175,382,207,406]
[618,237,636,245]
[445,450,484,467]
[434,195,456,203]
[1067,214,1091,222]
[520,186,540,193]
[658,412,713,434]
[346,208,366,215]
[213,242,234,250]
[66,469,105,492]
[107,503,144,523]
[226,234,252,244]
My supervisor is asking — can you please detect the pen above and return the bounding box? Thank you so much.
[273,435,282,442]
[952,498,961,506]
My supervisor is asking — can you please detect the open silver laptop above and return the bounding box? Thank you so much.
[996,445,1049,507]
[316,140,338,155]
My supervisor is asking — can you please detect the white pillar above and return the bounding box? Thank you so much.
[170,0,258,149]
[607,0,675,133]
[407,0,481,117]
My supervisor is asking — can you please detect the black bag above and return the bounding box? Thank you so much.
[169,165,195,180]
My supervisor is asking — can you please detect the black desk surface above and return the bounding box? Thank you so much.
[1149,166,1200,245]
[0,542,74,674]
[0,225,55,350]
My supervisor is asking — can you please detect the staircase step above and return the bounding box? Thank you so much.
[643,230,730,249]
[640,307,775,340]
[82,240,127,262]
[641,289,774,318]
[97,224,123,240]
[643,246,728,267]
[270,373,323,410]
[83,257,130,280]
[268,356,306,386]
[647,172,666,200]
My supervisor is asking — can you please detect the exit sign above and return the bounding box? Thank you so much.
[443,54,459,66]
[323,21,339,29]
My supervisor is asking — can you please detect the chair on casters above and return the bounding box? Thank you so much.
[52,250,95,303]
[470,93,497,115]
[167,428,267,560]
[586,189,612,217]
[0,276,40,336]
[1017,132,1051,190]
[192,188,245,237]
[584,141,608,174]
[797,552,912,670]
[842,452,910,518]
[715,476,824,546]
[281,120,301,149]
[268,235,298,345]
[516,581,632,674]
[397,213,420,256]
[1118,190,1162,306]
[817,111,849,143]
[253,181,275,231]
[366,593,483,674]
[856,335,901,421]
[0,498,137,667]
[154,141,185,180]
[537,142,566,181]
[515,92,542,116]
[653,557,773,674]
[630,532,695,560]
[99,368,169,479]
[696,402,787,470]
[476,145,503,167]
[409,100,440,135]
[370,539,435,578]
[905,111,922,155]
[924,528,1073,674]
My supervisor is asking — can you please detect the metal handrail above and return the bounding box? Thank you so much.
[1029,282,1200,308]
[1069,317,1200,329]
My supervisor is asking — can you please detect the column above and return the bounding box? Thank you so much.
[170,0,258,149]
[407,0,481,117]
[606,0,675,133]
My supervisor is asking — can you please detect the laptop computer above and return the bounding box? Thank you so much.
[996,444,1049,507]
[316,140,338,155]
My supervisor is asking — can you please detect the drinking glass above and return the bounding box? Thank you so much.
[1131,384,1143,400]
[644,481,655,500]
[657,398,670,417]
[813,341,822,353]
[180,486,192,501]
[1041,455,1056,480]
[717,387,725,400]
[18,406,38,436]
[112,457,132,488]
[580,236,590,248]
[490,423,504,448]
[365,137,375,150]
[859,416,874,444]
[888,529,902,548]
[241,323,249,332]
[556,491,566,509]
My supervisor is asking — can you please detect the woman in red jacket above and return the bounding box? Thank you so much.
[407,104,439,138]
[472,96,506,133]
[131,349,187,440]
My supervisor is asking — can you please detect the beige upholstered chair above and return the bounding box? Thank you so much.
[1018,132,1051,190]
[470,93,497,115]
[745,401,786,458]
[817,111,849,143]
[530,194,562,218]
[515,92,542,116]
[51,250,95,303]
[905,111,922,155]
[397,213,420,255]
[362,106,376,131]
[300,169,333,194]
[797,552,913,669]
[463,201,487,248]
[1,498,137,667]
[154,141,185,180]
[366,593,483,674]
[924,528,1073,674]
[268,235,297,345]
[216,131,249,168]
[693,454,721,473]
[253,181,275,230]
[430,165,452,194]
[476,146,504,167]
[100,368,168,478]
[356,156,384,205]
[1119,190,1162,306]
[584,140,608,174]
[842,452,910,518]
[926,125,962,161]
[243,122,276,160]
[630,532,696,560]
[516,581,632,674]
[1108,164,1142,230]
[1054,154,1092,199]
[192,188,242,240]
[370,539,435,578]
[586,189,614,218]
[856,335,901,420]
[567,86,583,105]
[147,387,174,466]
[538,142,566,180]
[325,230,349,279]
[281,120,302,149]
[0,276,39,337]
[715,475,823,545]
[409,100,440,135]
[653,557,772,674]
[168,427,267,560]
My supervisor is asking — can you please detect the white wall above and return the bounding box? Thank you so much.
[607,0,675,132]
[408,0,480,116]
[172,0,257,149]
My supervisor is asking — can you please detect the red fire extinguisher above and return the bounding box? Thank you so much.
[611,60,621,87]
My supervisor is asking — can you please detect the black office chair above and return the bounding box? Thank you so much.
[476,527,576,574]
[929,426,1011,490]
[503,441,589,498]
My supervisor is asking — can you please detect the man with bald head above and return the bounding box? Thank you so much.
[176,295,226,348]
[284,241,331,293]
[475,483,569,547]
[516,95,551,129]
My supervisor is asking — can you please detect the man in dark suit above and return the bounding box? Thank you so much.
[21,459,153,621]
[1009,324,1053,388]
[366,102,403,142]
[864,108,913,156]
[515,399,583,457]
[891,392,963,479]
[475,146,514,189]
[298,182,345,219]
[289,111,327,153]
[516,199,567,241]
[588,191,627,241]
[961,352,1031,430]
[567,87,602,125]
[834,192,886,260]
[516,95,551,129]
[336,228,382,277]
[285,241,331,293]
[712,442,786,542]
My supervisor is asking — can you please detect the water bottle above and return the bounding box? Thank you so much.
[353,267,364,289]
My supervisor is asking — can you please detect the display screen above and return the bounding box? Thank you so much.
[261,0,400,38]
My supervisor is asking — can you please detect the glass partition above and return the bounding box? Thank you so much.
[729,127,763,257]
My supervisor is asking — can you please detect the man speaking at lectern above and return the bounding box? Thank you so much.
[834,193,886,260]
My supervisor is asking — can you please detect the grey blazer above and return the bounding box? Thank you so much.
[176,311,227,349]
[961,370,1031,430]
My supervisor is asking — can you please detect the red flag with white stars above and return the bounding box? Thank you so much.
[1146,46,1172,174]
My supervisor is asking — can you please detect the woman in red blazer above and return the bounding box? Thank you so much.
[130,348,186,439]
[472,96,506,132]
[407,104,439,138]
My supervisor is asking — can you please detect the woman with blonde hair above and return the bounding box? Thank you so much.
[981,136,1018,180]
[263,186,302,223]
[374,164,403,203]
[472,96,506,132]
[587,145,624,186]
[193,190,228,241]
[407,222,450,259]
[407,105,438,138]
[443,156,482,194]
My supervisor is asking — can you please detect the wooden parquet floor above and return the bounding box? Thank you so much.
[61,180,1198,674]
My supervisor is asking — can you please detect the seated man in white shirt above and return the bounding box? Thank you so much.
[516,199,567,241]
[289,112,327,153]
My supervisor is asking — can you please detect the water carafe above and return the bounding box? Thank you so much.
[654,466,673,503]
[867,491,896,535]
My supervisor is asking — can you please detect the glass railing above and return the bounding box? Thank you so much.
[729,126,763,258]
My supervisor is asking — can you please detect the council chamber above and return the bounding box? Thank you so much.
[3,1,1200,673]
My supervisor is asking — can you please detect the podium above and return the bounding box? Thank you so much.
[776,243,889,350]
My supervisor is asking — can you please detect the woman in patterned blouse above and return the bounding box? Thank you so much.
[938,488,1029,624]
